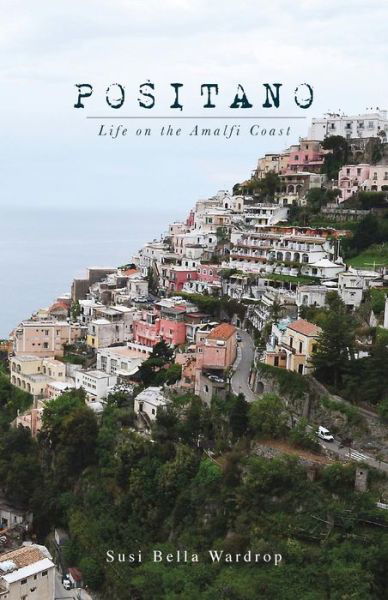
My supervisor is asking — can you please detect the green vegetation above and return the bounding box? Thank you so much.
[342,214,388,260]
[0,368,32,431]
[257,363,310,400]
[347,243,388,268]
[321,135,349,180]
[311,292,356,390]
[0,368,388,598]
[136,340,182,387]
[248,393,288,439]
[320,396,363,428]
[176,292,246,321]
[263,272,318,285]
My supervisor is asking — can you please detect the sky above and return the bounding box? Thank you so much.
[0,0,388,333]
[1,0,388,212]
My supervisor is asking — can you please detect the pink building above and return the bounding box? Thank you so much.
[15,406,43,438]
[175,346,196,389]
[133,305,188,347]
[195,322,237,397]
[168,266,198,292]
[12,321,85,358]
[159,308,187,346]
[196,323,237,371]
[196,265,221,284]
[338,164,370,201]
[287,140,326,173]
[133,312,160,347]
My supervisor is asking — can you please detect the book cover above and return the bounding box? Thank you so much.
[1,2,388,599]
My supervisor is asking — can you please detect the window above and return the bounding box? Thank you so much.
[44,330,49,335]
[43,342,48,349]
[21,579,27,585]
[42,570,48,576]
[357,168,361,175]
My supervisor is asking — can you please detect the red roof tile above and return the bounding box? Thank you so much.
[287,319,321,337]
[207,323,236,341]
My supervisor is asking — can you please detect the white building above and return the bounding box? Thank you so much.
[308,110,388,140]
[301,258,345,280]
[0,544,55,600]
[296,286,329,311]
[384,297,388,329]
[134,387,169,423]
[338,269,382,309]
[87,306,136,349]
[127,273,149,299]
[243,204,288,227]
[97,346,144,377]
[0,496,32,530]
[75,369,117,401]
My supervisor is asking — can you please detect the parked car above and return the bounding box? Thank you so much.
[236,334,242,342]
[317,426,334,442]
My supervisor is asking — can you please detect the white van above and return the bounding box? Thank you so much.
[63,578,72,590]
[317,426,334,442]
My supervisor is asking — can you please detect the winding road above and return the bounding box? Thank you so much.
[231,328,257,403]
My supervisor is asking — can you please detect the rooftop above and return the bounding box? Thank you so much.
[207,323,236,341]
[0,545,47,575]
[287,319,321,337]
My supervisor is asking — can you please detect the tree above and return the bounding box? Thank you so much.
[311,292,356,390]
[321,135,348,180]
[248,393,288,439]
[151,340,174,362]
[257,172,281,202]
[289,418,320,452]
[229,393,249,440]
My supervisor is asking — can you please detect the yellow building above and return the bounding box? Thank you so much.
[10,355,67,397]
[264,318,321,375]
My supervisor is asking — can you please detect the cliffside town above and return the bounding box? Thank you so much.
[5,110,388,436]
[1,110,388,599]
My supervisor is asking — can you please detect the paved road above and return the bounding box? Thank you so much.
[55,571,93,600]
[317,435,388,474]
[55,571,76,599]
[229,330,388,474]
[231,328,257,403]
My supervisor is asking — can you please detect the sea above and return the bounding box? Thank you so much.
[0,206,182,338]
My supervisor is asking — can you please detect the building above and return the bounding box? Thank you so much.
[12,321,84,358]
[296,286,329,312]
[338,164,370,201]
[287,140,326,173]
[9,356,72,398]
[15,406,44,438]
[74,369,117,402]
[0,497,32,530]
[195,323,237,400]
[97,346,144,378]
[86,306,136,349]
[242,204,288,227]
[134,387,169,423]
[264,318,321,375]
[126,272,149,299]
[229,226,336,274]
[338,269,382,309]
[308,110,388,141]
[0,544,55,600]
